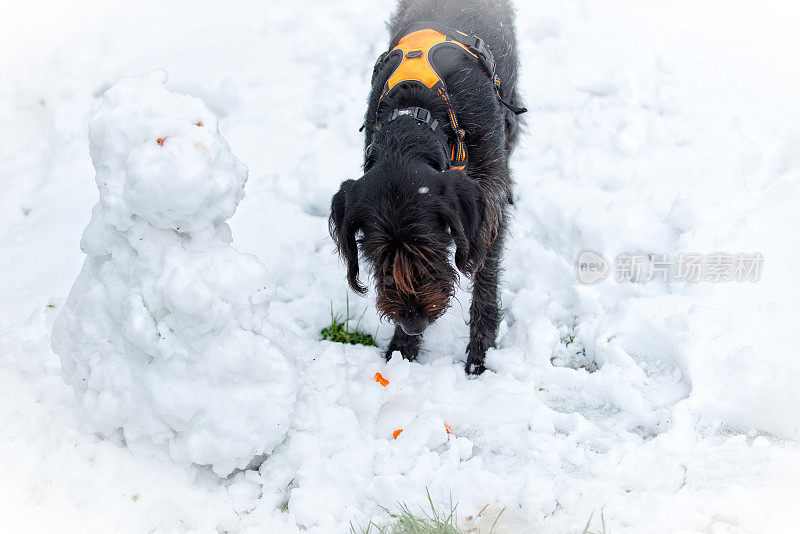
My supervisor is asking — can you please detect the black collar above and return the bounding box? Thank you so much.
[365,107,451,172]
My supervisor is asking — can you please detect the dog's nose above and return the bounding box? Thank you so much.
[399,314,429,336]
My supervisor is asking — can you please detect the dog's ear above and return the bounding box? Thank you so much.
[329,179,367,293]
[436,170,486,275]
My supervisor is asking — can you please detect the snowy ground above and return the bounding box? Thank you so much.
[2,0,800,532]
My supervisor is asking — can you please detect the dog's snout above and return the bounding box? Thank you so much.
[399,313,429,336]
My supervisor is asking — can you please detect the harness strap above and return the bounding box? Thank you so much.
[374,24,525,172]
[389,22,528,115]
[376,28,471,170]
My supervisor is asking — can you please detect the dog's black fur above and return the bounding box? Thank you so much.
[330,0,523,374]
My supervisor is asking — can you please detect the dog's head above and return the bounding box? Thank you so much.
[329,162,484,335]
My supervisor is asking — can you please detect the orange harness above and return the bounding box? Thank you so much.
[374,23,526,171]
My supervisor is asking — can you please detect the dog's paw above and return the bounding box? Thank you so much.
[464,353,487,375]
[385,345,419,362]
[465,361,486,375]
[386,327,421,362]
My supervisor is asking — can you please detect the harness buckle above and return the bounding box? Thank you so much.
[388,107,439,133]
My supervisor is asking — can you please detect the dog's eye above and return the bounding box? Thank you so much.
[384,274,395,288]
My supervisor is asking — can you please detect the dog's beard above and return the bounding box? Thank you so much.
[374,267,455,325]
[375,282,453,325]
[371,240,455,324]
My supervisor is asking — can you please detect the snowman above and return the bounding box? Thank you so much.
[52,71,296,476]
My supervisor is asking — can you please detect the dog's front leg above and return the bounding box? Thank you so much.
[385,325,421,361]
[465,232,505,375]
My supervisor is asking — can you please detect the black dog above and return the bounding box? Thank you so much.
[329,0,524,374]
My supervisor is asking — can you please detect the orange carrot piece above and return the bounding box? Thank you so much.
[156,137,166,146]
[374,372,389,387]
[392,429,403,439]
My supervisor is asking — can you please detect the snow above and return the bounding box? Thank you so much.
[1,0,800,532]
